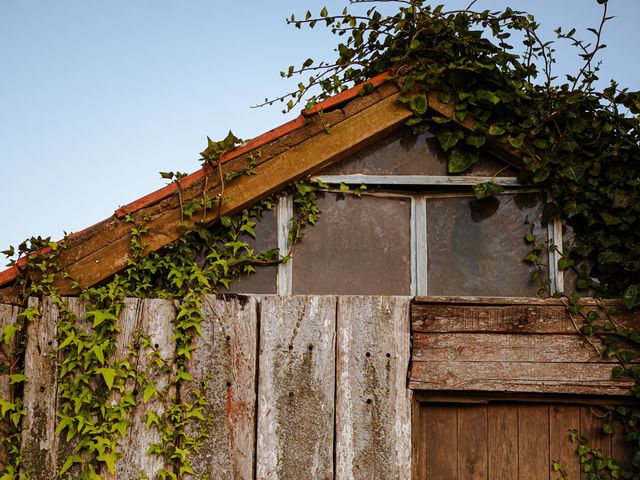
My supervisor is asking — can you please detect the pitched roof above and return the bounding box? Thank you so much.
[0,72,522,303]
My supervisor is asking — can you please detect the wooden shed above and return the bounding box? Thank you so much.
[0,73,636,479]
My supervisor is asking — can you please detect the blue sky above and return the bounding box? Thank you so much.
[1,0,638,258]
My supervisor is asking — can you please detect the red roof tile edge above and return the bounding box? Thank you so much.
[0,72,396,290]
[0,266,19,287]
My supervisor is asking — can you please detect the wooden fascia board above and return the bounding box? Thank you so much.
[0,92,412,298]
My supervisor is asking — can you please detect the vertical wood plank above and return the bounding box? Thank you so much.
[425,405,457,480]
[185,294,258,480]
[335,296,412,480]
[256,296,336,480]
[21,297,56,479]
[0,303,21,468]
[412,401,427,480]
[488,404,518,479]
[518,404,550,480]
[51,298,89,478]
[549,405,580,480]
[457,405,488,479]
[611,419,634,470]
[104,297,142,479]
[580,406,612,480]
[115,298,176,479]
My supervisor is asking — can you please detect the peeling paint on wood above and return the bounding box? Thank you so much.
[184,294,258,480]
[335,296,412,480]
[257,296,337,480]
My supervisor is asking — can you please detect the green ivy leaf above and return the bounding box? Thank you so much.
[97,452,117,474]
[508,133,525,149]
[598,250,622,265]
[409,94,428,115]
[464,135,486,148]
[473,182,504,200]
[448,148,477,173]
[476,90,501,105]
[623,284,639,310]
[87,310,118,328]
[437,130,464,152]
[8,374,27,384]
[488,125,505,135]
[97,368,116,390]
[143,383,156,403]
[558,258,575,271]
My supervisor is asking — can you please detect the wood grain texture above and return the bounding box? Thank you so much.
[21,298,88,478]
[549,405,581,480]
[115,298,176,479]
[413,333,609,363]
[457,405,488,480]
[409,361,633,395]
[518,404,550,480]
[102,297,142,479]
[184,295,258,480]
[424,405,457,480]
[410,299,638,396]
[0,303,21,468]
[487,404,518,479]
[412,302,637,334]
[20,297,56,478]
[335,296,412,480]
[256,296,337,480]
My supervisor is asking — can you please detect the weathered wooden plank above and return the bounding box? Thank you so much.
[580,406,612,480]
[424,405,457,480]
[518,404,550,480]
[409,361,632,395]
[335,296,412,480]
[256,296,336,480]
[51,298,89,478]
[0,303,21,468]
[413,296,626,307]
[611,418,635,470]
[102,297,142,479]
[184,295,258,480]
[411,401,427,480]
[21,297,56,478]
[413,302,573,334]
[457,405,487,479]
[115,298,176,479]
[412,302,637,334]
[549,405,581,480]
[412,333,608,363]
[487,404,518,479]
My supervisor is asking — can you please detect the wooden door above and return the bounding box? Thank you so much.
[413,401,633,480]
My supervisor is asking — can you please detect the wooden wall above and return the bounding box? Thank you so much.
[409,297,638,396]
[0,295,412,480]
